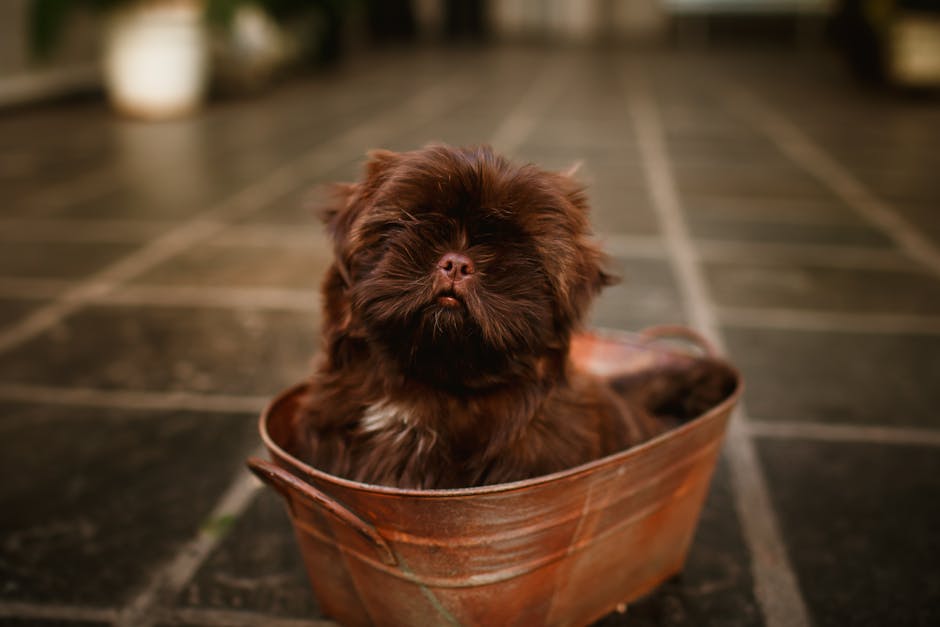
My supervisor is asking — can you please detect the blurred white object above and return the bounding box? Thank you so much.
[889,13,940,86]
[103,0,209,120]
[213,3,294,92]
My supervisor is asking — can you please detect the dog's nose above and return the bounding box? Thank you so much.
[438,252,475,282]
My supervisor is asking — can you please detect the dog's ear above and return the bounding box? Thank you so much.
[560,161,583,179]
[544,167,618,338]
[318,150,403,354]
[316,183,358,288]
[365,148,401,179]
[555,243,616,333]
[554,165,590,213]
[319,150,402,286]
[316,183,354,227]
[321,148,401,230]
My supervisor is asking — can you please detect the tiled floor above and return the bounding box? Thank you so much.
[1,46,938,626]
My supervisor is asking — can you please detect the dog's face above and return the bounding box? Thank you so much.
[322,145,612,389]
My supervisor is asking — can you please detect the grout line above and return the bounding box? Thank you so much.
[7,275,940,337]
[213,224,328,249]
[718,307,940,335]
[169,607,338,627]
[29,164,120,215]
[607,236,916,271]
[98,284,320,312]
[0,383,267,414]
[747,420,940,447]
[0,278,322,312]
[695,240,917,271]
[1,217,256,244]
[0,601,119,622]
[0,217,174,243]
[0,76,476,357]
[719,82,940,279]
[10,373,940,450]
[671,195,868,226]
[626,69,812,627]
[627,86,718,334]
[116,456,265,627]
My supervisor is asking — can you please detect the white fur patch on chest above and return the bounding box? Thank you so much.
[357,400,440,459]
[359,400,415,434]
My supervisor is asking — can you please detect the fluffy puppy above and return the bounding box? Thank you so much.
[292,144,732,489]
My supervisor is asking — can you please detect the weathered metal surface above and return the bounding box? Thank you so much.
[247,327,743,627]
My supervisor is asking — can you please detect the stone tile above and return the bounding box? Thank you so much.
[820,142,940,175]
[26,76,442,224]
[843,165,940,204]
[0,241,137,280]
[591,257,685,332]
[0,402,259,606]
[3,217,175,243]
[663,123,762,146]
[0,305,316,396]
[674,163,830,199]
[382,81,535,154]
[705,262,940,315]
[658,104,757,139]
[237,185,325,226]
[176,490,320,619]
[514,145,640,173]
[0,620,110,627]
[528,127,637,154]
[0,299,47,328]
[584,164,649,191]
[43,183,227,222]
[688,215,893,247]
[591,188,661,236]
[549,81,636,125]
[890,200,940,250]
[0,104,111,166]
[236,165,362,226]
[723,327,940,428]
[594,457,763,626]
[520,136,640,159]
[757,439,940,627]
[131,237,330,290]
[681,195,867,227]
[666,136,789,168]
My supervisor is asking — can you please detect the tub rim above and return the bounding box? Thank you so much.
[259,326,743,500]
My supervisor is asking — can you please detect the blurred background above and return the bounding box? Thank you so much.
[1,1,939,626]
[5,0,940,111]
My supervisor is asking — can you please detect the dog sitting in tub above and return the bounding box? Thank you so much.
[291,145,734,489]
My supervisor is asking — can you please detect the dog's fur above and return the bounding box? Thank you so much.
[292,145,733,489]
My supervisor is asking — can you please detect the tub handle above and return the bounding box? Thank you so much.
[640,325,720,358]
[246,458,397,566]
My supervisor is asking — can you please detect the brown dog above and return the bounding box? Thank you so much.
[292,145,732,489]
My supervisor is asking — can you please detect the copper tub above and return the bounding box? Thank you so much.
[247,327,742,626]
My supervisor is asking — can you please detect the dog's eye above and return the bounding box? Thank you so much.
[363,221,405,242]
[471,216,526,243]
[379,222,405,235]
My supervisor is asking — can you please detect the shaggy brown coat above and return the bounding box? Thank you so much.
[292,145,731,489]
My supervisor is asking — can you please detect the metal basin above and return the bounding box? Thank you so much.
[247,326,743,626]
